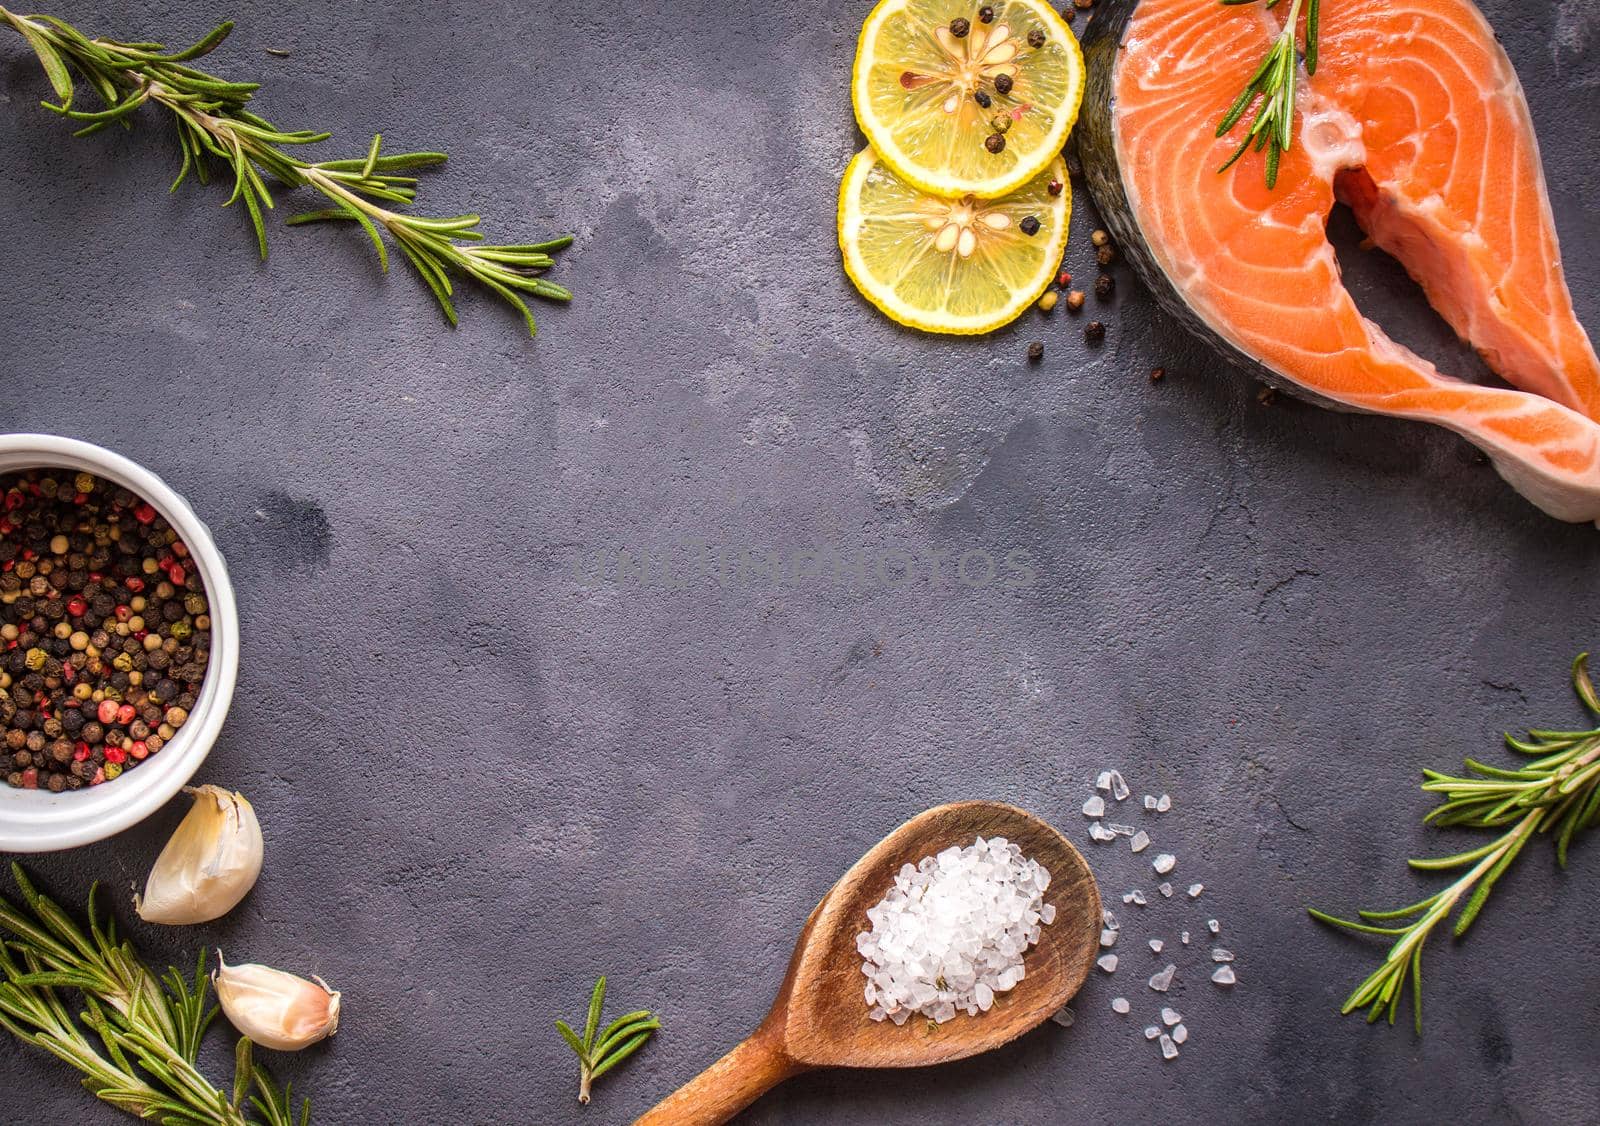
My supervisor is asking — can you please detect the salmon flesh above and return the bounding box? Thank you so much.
[1078,0,1600,525]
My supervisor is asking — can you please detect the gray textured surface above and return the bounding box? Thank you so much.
[3,1,1600,1123]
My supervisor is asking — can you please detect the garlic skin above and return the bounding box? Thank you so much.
[214,956,341,1051]
[136,785,263,925]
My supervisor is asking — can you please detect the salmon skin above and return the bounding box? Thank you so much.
[1078,0,1600,525]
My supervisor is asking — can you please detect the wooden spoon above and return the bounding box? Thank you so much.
[635,800,1102,1126]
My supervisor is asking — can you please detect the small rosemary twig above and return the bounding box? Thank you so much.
[1215,0,1322,189]
[1309,653,1600,1033]
[0,9,571,335]
[556,976,660,1105]
[0,864,308,1125]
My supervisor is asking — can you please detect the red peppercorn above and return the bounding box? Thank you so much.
[104,746,127,765]
[167,564,186,585]
[0,521,10,536]
[97,699,120,725]
[116,704,136,726]
[62,663,74,682]
[3,491,23,511]
[172,541,189,559]
[114,605,132,622]
[73,742,91,762]
[129,740,149,760]
[133,503,157,524]
[73,493,88,505]
[1057,269,1072,288]
[124,577,145,594]
[90,767,104,785]
[68,595,87,616]
[133,630,147,641]
[20,768,38,789]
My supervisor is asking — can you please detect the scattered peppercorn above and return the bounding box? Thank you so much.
[974,89,992,109]
[1027,341,1045,363]
[1065,289,1086,312]
[949,16,970,37]
[1027,28,1046,48]
[979,5,996,22]
[1073,0,1095,9]
[0,469,210,790]
[985,133,1006,154]
[1096,245,1117,267]
[1095,274,1115,300]
[1150,366,1166,383]
[1038,291,1059,313]
[1091,229,1110,247]
[1257,385,1279,405]
[989,113,1011,134]
[994,73,1014,96]
[1047,179,1063,196]
[1057,269,1072,288]
[1085,321,1106,342]
[1020,215,1041,236]
[1062,6,1075,21]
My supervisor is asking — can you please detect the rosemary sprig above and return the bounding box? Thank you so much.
[1309,653,1600,1033]
[556,976,660,1105]
[0,9,572,335]
[0,863,308,1125]
[1215,0,1322,189]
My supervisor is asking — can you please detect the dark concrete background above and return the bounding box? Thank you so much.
[3,1,1599,1122]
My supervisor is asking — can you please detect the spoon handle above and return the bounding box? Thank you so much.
[634,1021,805,1126]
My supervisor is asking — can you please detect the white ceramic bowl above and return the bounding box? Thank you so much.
[0,435,238,852]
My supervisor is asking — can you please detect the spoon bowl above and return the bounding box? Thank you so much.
[636,801,1101,1125]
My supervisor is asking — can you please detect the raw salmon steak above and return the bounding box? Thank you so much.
[1078,0,1600,524]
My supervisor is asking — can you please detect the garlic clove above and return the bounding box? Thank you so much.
[214,954,341,1051]
[136,785,263,925]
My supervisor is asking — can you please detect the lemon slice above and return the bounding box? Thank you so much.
[852,0,1084,199]
[839,147,1069,335]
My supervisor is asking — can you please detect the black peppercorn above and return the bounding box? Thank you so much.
[985,133,1006,154]
[974,90,991,109]
[1095,274,1115,300]
[1020,215,1041,236]
[1027,28,1046,48]
[1047,179,1063,196]
[1150,367,1167,383]
[1027,341,1045,363]
[1085,320,1106,342]
[979,5,995,22]
[1096,245,1116,267]
[994,73,1013,96]
[949,16,970,36]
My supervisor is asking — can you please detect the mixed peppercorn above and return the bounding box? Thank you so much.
[0,469,211,791]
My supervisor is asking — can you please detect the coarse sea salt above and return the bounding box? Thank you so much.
[1100,928,1119,948]
[1051,1006,1075,1027]
[1152,853,1176,875]
[1173,1023,1189,1044]
[1212,966,1236,986]
[1148,938,1164,953]
[1148,964,1176,992]
[1111,997,1130,1014]
[1098,954,1119,973]
[856,836,1052,1024]
[1130,831,1150,854]
[1089,822,1117,842]
[1083,795,1106,818]
[1161,1007,1182,1026]
[1187,883,1204,898]
[1160,1033,1179,1059]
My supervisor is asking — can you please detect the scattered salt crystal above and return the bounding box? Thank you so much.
[1187,883,1204,898]
[1181,931,1190,944]
[1173,1023,1188,1044]
[1083,795,1106,818]
[1100,928,1118,948]
[1156,794,1172,813]
[1107,823,1136,836]
[1159,882,1174,898]
[1121,889,1146,906]
[1143,795,1157,810]
[1130,831,1150,853]
[1041,903,1057,924]
[1051,1006,1075,1027]
[1152,853,1176,875]
[1088,821,1117,842]
[1159,1033,1179,1059]
[1212,965,1236,986]
[1148,938,1164,953]
[856,836,1055,1022]
[1148,964,1176,992]
[1144,1025,1160,1040]
[1212,948,1234,962]
[1161,1007,1182,1026]
[1097,954,1118,973]
[1111,772,1130,801]
[1096,770,1114,792]
[1102,909,1119,931]
[1207,919,1220,934]
[1111,997,1130,1014]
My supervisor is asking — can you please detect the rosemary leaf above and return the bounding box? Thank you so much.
[559,977,659,1105]
[0,8,570,335]
[1214,0,1322,190]
[1310,653,1600,1032]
